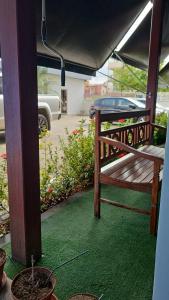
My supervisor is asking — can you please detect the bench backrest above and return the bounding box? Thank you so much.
[95,109,151,165]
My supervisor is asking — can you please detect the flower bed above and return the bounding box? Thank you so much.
[0,120,95,235]
[0,153,9,236]
[40,119,95,212]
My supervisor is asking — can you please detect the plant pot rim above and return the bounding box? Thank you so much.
[0,248,6,266]
[11,266,56,300]
[68,293,98,300]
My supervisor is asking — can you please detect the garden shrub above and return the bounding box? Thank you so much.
[0,153,9,236]
[155,112,168,127]
[0,119,95,234]
[59,119,95,186]
[0,154,8,213]
[39,119,95,211]
[154,112,168,145]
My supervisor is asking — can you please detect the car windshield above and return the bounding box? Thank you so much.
[137,98,166,109]
[137,99,145,104]
[128,98,145,108]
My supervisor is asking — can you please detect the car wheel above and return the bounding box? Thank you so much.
[57,113,61,120]
[38,113,49,134]
[90,113,95,119]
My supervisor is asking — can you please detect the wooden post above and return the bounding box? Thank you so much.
[146,0,164,130]
[94,110,101,218]
[150,162,161,235]
[0,0,41,265]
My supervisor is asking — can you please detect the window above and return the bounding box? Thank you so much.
[117,98,130,106]
[101,98,116,107]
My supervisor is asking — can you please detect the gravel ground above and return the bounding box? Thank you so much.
[0,115,90,154]
[47,115,90,145]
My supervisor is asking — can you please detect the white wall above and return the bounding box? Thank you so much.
[48,68,91,115]
[153,121,169,300]
[66,77,84,115]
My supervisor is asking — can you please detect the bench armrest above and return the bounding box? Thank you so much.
[99,136,164,164]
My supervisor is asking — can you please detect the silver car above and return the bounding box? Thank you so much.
[0,74,61,132]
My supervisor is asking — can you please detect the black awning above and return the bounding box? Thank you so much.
[36,0,148,74]
[114,12,151,70]
[116,0,169,79]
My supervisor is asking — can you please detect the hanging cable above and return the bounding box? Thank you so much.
[41,0,65,87]
[98,70,146,94]
[41,0,67,113]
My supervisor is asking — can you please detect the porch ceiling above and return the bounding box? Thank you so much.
[36,0,147,74]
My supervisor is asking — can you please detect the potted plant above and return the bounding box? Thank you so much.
[11,266,56,300]
[0,248,6,288]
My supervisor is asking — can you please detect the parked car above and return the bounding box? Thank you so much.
[0,74,61,133]
[89,97,169,119]
[37,95,61,132]
[137,98,169,114]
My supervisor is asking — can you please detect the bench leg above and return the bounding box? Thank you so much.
[94,179,101,218]
[150,185,159,235]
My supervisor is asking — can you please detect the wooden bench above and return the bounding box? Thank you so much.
[94,109,166,234]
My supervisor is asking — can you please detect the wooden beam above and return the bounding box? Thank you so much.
[0,0,41,265]
[146,0,164,126]
[101,198,150,216]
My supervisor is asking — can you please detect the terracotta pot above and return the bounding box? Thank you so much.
[68,293,98,300]
[0,248,6,287]
[11,266,56,300]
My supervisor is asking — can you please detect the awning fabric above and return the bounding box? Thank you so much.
[2,0,169,77]
[115,0,169,80]
[36,0,148,74]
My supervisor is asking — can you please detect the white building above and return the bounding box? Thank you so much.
[1,60,91,115]
[44,68,91,115]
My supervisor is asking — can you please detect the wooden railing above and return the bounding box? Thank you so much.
[95,109,151,165]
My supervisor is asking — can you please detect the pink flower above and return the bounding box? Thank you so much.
[71,129,81,135]
[118,119,125,123]
[47,187,53,194]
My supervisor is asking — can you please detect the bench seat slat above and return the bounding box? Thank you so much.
[101,145,165,185]
[117,160,153,182]
[110,157,145,179]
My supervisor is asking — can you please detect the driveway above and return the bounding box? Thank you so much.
[48,115,90,146]
[0,115,90,154]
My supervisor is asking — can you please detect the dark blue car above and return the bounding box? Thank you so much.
[89,97,145,118]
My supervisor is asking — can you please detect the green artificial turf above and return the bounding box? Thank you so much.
[3,185,156,300]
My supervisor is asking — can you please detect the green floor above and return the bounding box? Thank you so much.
[4,185,156,300]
